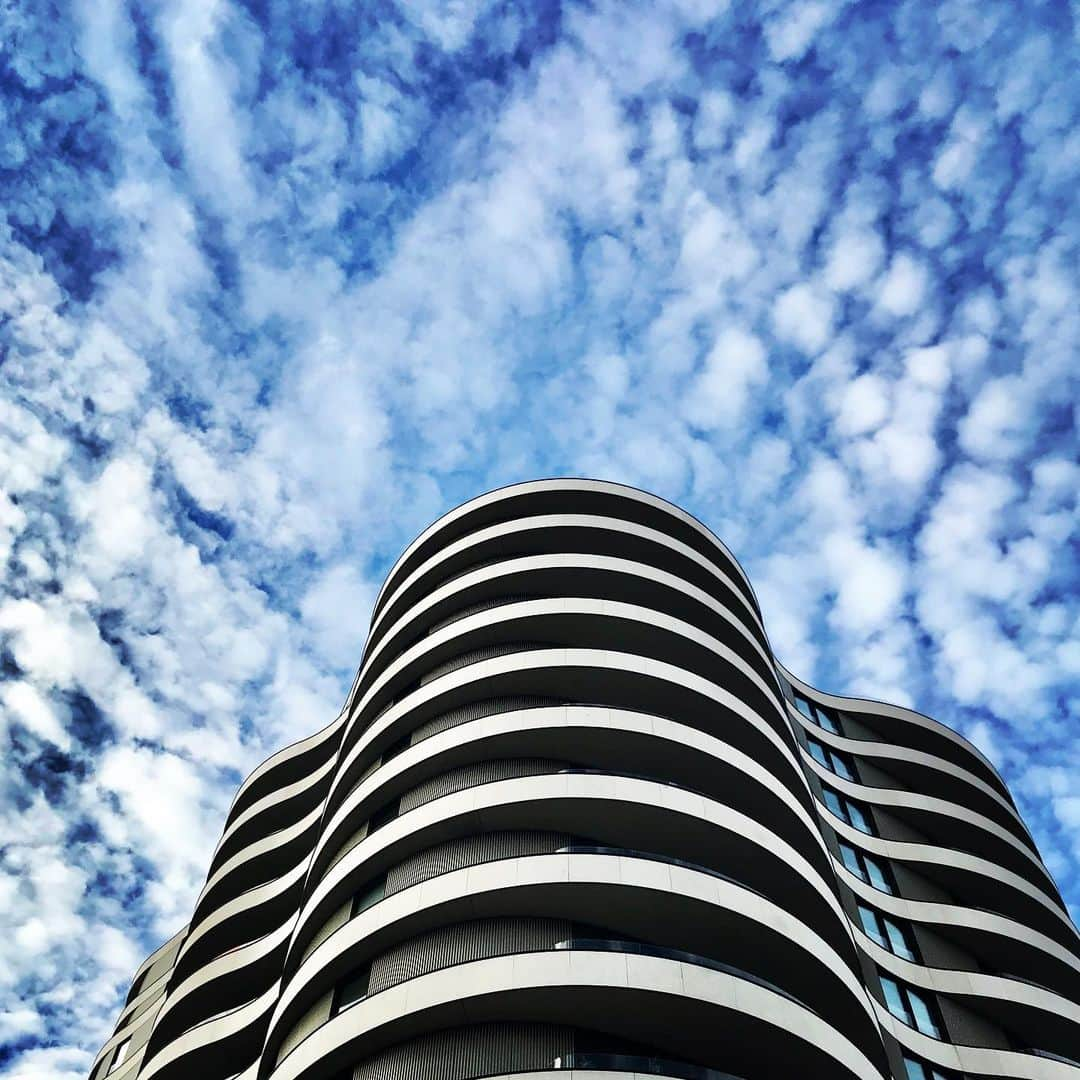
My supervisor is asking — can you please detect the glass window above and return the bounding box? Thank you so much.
[847,800,872,833]
[806,737,857,781]
[885,916,918,962]
[807,736,830,768]
[793,692,843,735]
[909,986,942,1038]
[880,974,942,1038]
[817,707,841,735]
[822,787,873,834]
[366,798,399,835]
[904,1056,958,1080]
[881,973,909,1021]
[108,1039,131,1074]
[832,753,856,781]
[857,903,888,949]
[839,843,894,895]
[864,853,894,894]
[839,841,862,876]
[335,963,371,1013]
[352,874,386,917]
[857,903,917,961]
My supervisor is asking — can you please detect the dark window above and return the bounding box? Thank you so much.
[903,1055,960,1080]
[107,1038,132,1074]
[380,733,412,764]
[793,692,842,734]
[366,798,400,835]
[857,903,918,961]
[839,842,895,894]
[880,973,942,1038]
[807,736,857,781]
[351,874,387,917]
[822,787,873,834]
[333,962,372,1014]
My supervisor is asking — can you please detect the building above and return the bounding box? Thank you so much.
[90,479,1080,1080]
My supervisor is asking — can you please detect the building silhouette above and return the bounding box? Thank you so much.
[91,480,1080,1080]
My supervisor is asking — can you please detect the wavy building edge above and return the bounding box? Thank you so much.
[89,478,1080,1080]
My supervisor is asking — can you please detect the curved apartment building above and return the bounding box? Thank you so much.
[90,480,1080,1080]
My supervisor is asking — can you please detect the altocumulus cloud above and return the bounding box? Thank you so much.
[0,0,1077,1073]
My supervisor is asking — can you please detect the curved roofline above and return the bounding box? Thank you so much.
[345,477,765,710]
[338,477,1011,803]
[373,477,758,607]
[777,662,1011,796]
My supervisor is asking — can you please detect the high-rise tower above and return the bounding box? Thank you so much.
[90,480,1080,1080]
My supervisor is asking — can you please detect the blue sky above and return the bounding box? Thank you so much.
[0,0,1077,1073]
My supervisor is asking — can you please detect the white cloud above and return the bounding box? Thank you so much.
[763,0,837,63]
[1,682,68,749]
[823,531,907,634]
[773,283,835,355]
[876,253,928,318]
[958,374,1027,460]
[823,226,885,292]
[835,373,890,437]
[683,327,768,430]
[300,563,379,669]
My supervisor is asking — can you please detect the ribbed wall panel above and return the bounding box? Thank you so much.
[354,756,382,788]
[385,830,571,895]
[275,989,333,1064]
[94,480,1080,1080]
[348,1022,574,1080]
[428,595,536,634]
[407,696,566,744]
[368,917,570,995]
[327,822,369,872]
[397,759,567,814]
[419,642,547,686]
[301,899,352,964]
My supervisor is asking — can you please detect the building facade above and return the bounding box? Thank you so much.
[90,479,1080,1080]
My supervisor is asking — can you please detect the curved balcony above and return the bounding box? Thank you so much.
[224,711,345,831]
[355,554,781,721]
[802,751,1064,910]
[871,996,1080,1079]
[307,703,827,908]
[837,862,1080,1004]
[366,480,762,639]
[149,918,293,1050]
[189,804,323,930]
[139,983,280,1080]
[174,861,306,983]
[266,947,886,1080]
[291,770,851,977]
[789,703,1037,853]
[267,849,878,1070]
[861,929,1080,1065]
[329,646,804,834]
[96,479,1078,1080]
[826,810,1078,950]
[783,668,1013,805]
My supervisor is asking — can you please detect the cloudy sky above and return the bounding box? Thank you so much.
[1,0,1077,1074]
